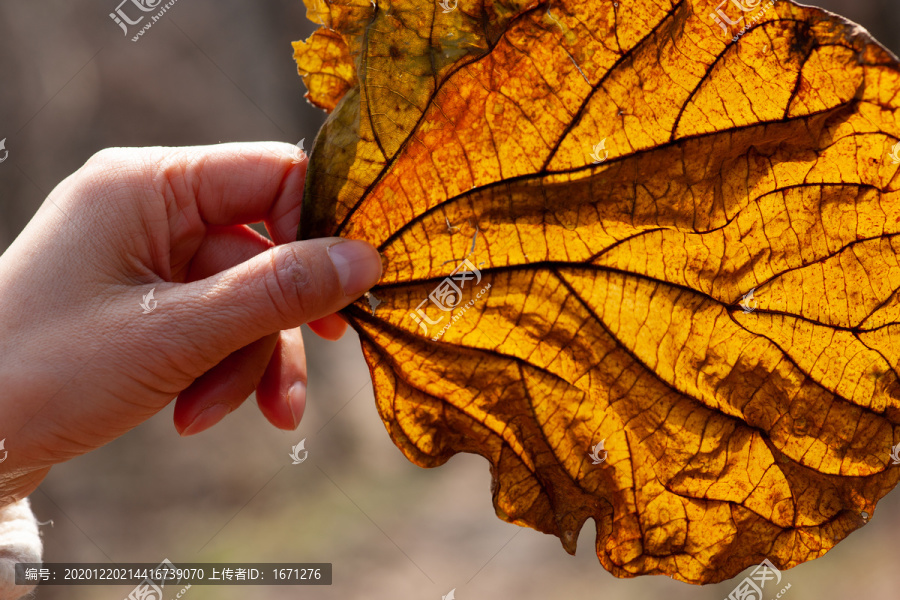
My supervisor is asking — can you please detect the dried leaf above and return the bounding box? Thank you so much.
[294,0,900,583]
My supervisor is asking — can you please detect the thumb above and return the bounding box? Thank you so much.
[153,237,381,376]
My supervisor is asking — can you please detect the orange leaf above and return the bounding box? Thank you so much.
[292,28,356,112]
[293,0,900,584]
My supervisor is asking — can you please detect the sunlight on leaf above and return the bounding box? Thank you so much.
[294,0,900,584]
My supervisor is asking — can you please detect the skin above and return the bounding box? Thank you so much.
[0,142,383,505]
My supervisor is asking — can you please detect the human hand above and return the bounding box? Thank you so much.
[0,142,382,502]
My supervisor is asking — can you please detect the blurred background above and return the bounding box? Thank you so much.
[1,1,899,599]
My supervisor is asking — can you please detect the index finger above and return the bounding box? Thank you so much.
[154,141,307,245]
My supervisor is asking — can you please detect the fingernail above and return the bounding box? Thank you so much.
[181,404,230,436]
[327,240,383,296]
[288,382,306,430]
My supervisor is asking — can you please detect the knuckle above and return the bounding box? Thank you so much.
[77,147,156,195]
[83,147,167,178]
[162,325,220,381]
[266,245,314,324]
[82,147,132,174]
[61,149,134,213]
